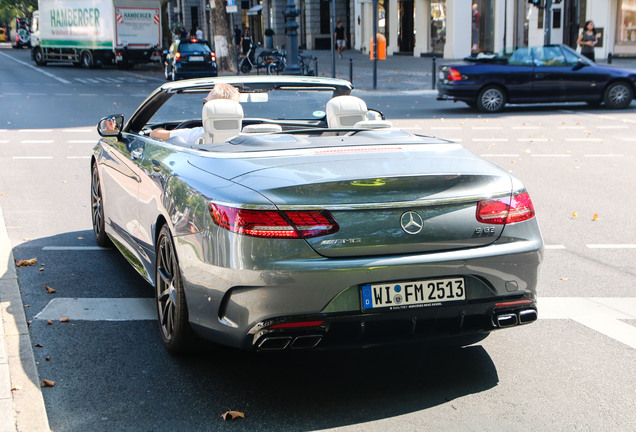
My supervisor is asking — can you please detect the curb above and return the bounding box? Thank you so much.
[0,205,50,432]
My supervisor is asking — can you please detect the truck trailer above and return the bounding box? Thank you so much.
[31,0,162,68]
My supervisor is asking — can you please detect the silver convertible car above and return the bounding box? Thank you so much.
[92,76,543,353]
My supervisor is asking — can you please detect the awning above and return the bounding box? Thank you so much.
[246,5,263,16]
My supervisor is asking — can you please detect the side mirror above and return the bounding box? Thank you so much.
[573,58,587,70]
[97,114,124,137]
[162,50,168,55]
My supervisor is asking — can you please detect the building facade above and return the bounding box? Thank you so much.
[164,0,636,59]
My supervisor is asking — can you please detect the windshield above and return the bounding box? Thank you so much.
[147,88,335,125]
[179,42,211,53]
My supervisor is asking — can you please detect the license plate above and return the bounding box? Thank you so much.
[189,56,204,61]
[361,277,465,310]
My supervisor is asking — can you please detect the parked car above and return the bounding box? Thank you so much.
[92,76,542,354]
[437,44,636,112]
[163,38,217,81]
[0,27,7,42]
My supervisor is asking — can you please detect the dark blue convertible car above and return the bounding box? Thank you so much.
[437,44,636,113]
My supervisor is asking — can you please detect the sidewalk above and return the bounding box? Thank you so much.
[0,205,50,432]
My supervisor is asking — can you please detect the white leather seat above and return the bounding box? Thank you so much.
[353,120,393,129]
[242,124,283,134]
[196,99,244,144]
[325,96,368,128]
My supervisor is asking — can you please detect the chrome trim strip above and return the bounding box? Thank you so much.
[210,192,512,211]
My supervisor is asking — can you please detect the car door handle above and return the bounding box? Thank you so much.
[535,73,545,79]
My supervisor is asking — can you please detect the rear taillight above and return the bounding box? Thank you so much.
[476,191,535,225]
[447,68,462,81]
[175,52,181,61]
[210,52,216,62]
[209,204,339,238]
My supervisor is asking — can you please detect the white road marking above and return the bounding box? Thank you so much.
[42,246,107,251]
[480,154,519,157]
[614,136,636,142]
[66,156,91,159]
[78,94,98,96]
[544,245,566,250]
[530,154,571,158]
[32,297,636,348]
[517,138,549,142]
[471,126,503,130]
[63,129,94,134]
[67,140,96,144]
[12,156,53,160]
[20,140,54,144]
[18,129,52,133]
[565,138,603,142]
[0,51,71,84]
[472,138,509,142]
[558,126,585,130]
[429,126,461,130]
[512,126,541,130]
[586,244,636,249]
[104,93,124,97]
[583,154,624,157]
[622,119,636,124]
[53,93,73,96]
[0,140,8,144]
[596,125,629,129]
[538,297,636,349]
[35,298,156,321]
[27,93,47,96]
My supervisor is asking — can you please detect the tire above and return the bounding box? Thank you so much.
[240,60,251,74]
[33,48,46,66]
[603,81,633,109]
[90,164,110,247]
[476,86,506,113]
[155,225,197,353]
[267,61,278,75]
[81,50,94,69]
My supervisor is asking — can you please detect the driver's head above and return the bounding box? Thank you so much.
[205,83,240,103]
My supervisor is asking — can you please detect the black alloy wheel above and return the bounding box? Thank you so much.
[155,225,196,353]
[603,82,633,109]
[90,164,109,247]
[476,86,506,113]
[240,60,251,74]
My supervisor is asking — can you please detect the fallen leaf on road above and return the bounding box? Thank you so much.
[11,386,21,392]
[571,212,578,218]
[45,285,56,293]
[592,214,599,221]
[46,356,51,361]
[35,343,43,348]
[560,277,569,281]
[221,411,245,421]
[47,320,53,325]
[15,258,37,267]
[39,268,45,271]
[60,317,70,323]
[41,379,55,388]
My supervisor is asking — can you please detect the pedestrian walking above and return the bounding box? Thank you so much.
[234,25,242,48]
[242,28,252,56]
[195,26,203,39]
[577,20,600,61]
[335,21,347,58]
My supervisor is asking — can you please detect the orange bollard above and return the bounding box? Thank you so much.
[370,33,387,60]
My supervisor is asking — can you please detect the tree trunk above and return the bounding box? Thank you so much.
[211,0,238,74]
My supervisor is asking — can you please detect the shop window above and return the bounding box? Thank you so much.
[619,0,636,44]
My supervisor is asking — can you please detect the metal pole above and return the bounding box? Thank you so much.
[330,0,336,78]
[544,0,552,45]
[372,0,378,89]
[283,0,301,75]
[431,56,436,90]
[314,57,318,76]
[608,52,613,64]
[349,57,353,84]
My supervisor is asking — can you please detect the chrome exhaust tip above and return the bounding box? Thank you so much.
[291,335,323,349]
[258,336,292,350]
[519,309,538,324]
[496,313,518,327]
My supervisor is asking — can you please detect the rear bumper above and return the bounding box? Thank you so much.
[176,221,543,351]
[175,65,218,78]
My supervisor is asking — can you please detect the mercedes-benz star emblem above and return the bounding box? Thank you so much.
[400,211,423,235]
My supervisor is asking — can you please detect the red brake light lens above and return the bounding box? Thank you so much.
[210,52,216,62]
[269,320,324,329]
[476,192,535,225]
[447,68,462,81]
[209,204,339,238]
[175,52,181,60]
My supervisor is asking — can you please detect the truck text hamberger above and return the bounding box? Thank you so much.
[31,0,162,68]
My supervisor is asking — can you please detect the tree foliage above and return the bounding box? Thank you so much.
[0,0,37,25]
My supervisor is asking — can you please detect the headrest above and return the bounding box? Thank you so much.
[326,96,368,128]
[201,99,244,143]
[242,124,283,134]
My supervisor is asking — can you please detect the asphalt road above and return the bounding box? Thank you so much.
[0,45,635,432]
